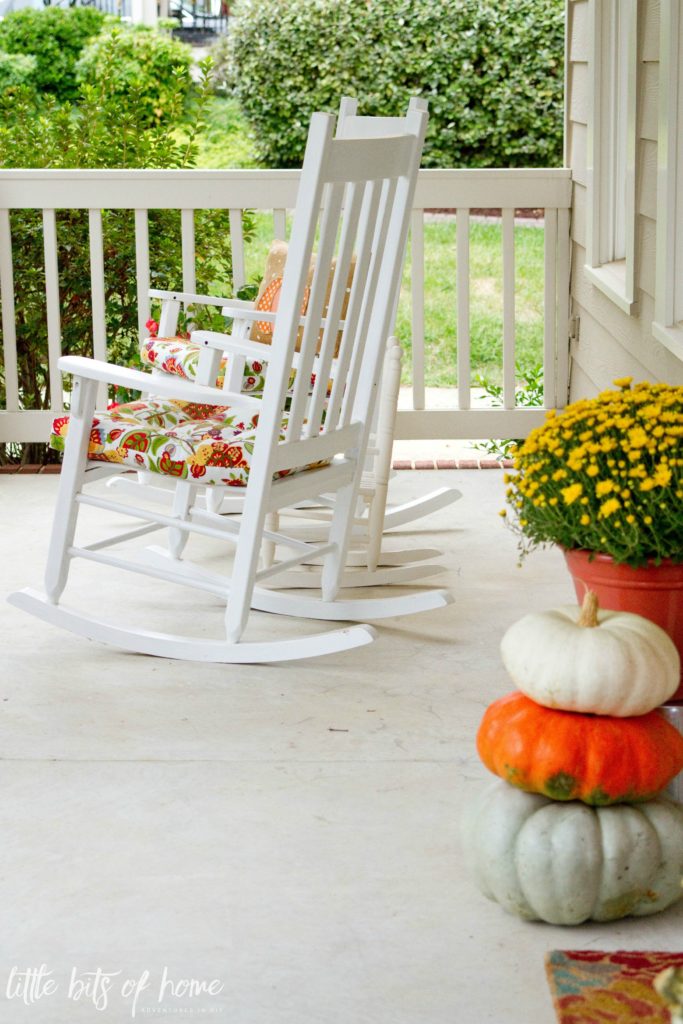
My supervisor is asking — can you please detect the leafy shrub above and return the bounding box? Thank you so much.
[0,7,106,101]
[225,0,564,168]
[77,24,193,124]
[0,57,254,464]
[0,50,37,93]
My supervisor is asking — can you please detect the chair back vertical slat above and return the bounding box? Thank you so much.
[340,177,398,428]
[42,209,63,414]
[181,209,196,294]
[0,209,19,412]
[543,207,558,409]
[134,209,151,344]
[305,180,363,436]
[501,207,516,410]
[410,208,425,411]
[325,178,382,432]
[229,209,246,293]
[348,155,423,433]
[287,180,345,437]
[456,207,470,410]
[88,209,108,408]
[273,208,287,242]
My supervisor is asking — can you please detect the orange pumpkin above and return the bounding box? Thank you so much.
[476,691,683,805]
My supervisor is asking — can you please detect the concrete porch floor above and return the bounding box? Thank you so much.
[1,469,682,1024]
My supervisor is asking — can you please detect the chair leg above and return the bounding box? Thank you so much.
[223,505,267,643]
[261,511,279,569]
[168,480,193,559]
[320,476,359,603]
[44,377,97,604]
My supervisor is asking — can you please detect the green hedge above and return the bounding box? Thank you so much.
[0,7,107,100]
[225,0,564,168]
[77,25,194,125]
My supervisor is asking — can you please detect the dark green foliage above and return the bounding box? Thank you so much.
[76,25,194,125]
[225,0,564,168]
[0,7,106,100]
[0,55,254,463]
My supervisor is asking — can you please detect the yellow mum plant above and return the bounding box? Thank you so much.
[504,379,683,567]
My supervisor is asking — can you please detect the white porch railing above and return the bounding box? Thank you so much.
[0,167,572,445]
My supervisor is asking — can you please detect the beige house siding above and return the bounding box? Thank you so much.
[566,0,683,397]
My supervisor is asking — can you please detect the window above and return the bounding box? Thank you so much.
[585,0,638,313]
[653,0,683,356]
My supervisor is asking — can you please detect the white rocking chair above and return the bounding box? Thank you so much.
[108,96,461,587]
[9,105,451,663]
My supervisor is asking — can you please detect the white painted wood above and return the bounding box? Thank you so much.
[134,209,151,343]
[501,208,516,409]
[410,210,426,410]
[543,208,558,409]
[180,209,196,295]
[556,207,571,404]
[586,0,638,309]
[229,209,246,293]
[655,0,681,327]
[0,167,572,211]
[273,208,287,241]
[0,210,19,412]
[88,209,108,408]
[456,208,471,410]
[42,209,64,414]
[8,589,376,663]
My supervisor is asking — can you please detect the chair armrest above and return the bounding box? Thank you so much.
[58,356,261,410]
[149,289,255,311]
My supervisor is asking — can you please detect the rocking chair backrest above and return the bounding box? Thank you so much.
[245,106,427,497]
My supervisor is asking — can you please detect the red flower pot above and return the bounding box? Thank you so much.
[564,549,683,702]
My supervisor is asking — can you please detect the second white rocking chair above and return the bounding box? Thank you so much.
[9,104,451,663]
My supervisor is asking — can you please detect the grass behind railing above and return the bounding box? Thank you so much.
[243,211,545,388]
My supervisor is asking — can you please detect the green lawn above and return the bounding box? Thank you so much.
[196,98,545,388]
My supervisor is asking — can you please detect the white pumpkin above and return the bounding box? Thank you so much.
[461,780,683,925]
[500,591,680,716]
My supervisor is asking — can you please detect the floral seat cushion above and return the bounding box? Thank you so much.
[141,336,270,394]
[50,399,326,487]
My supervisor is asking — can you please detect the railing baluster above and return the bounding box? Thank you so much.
[410,209,425,411]
[556,207,571,407]
[456,207,470,410]
[181,209,196,295]
[502,208,516,409]
[134,209,151,344]
[0,210,19,412]
[229,209,245,294]
[42,209,63,414]
[273,208,287,242]
[88,209,108,407]
[543,207,558,410]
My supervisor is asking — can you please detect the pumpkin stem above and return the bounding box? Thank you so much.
[577,590,600,628]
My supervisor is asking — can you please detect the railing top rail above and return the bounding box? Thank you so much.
[0,167,572,211]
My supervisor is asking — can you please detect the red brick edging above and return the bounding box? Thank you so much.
[1,459,514,474]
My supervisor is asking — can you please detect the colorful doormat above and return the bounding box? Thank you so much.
[545,950,683,1023]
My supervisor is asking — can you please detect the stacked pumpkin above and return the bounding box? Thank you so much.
[462,591,683,925]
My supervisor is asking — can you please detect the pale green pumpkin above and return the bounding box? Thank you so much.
[461,780,683,925]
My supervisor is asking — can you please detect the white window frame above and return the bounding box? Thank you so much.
[585,0,638,315]
[653,0,683,358]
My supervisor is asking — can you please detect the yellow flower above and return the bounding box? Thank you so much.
[561,483,583,505]
[628,426,648,449]
[613,376,633,389]
[599,498,621,518]
[653,463,672,487]
[595,480,615,497]
[580,514,590,525]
